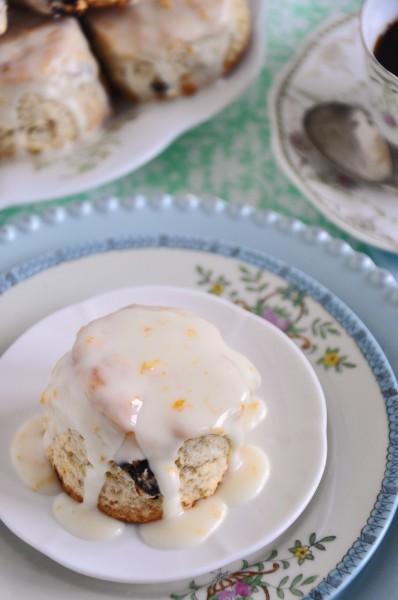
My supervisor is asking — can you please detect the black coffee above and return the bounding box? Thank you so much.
[374,19,398,77]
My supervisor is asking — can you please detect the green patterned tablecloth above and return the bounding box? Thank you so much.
[0,0,363,246]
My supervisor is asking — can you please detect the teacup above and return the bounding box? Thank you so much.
[361,0,398,146]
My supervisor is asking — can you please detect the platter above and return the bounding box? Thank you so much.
[0,0,266,207]
[0,285,327,583]
[0,197,397,600]
[270,11,398,254]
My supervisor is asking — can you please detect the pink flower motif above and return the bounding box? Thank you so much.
[383,112,397,127]
[234,581,253,596]
[261,308,290,331]
[217,591,236,600]
[336,174,356,188]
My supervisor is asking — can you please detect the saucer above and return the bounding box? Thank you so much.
[270,12,398,254]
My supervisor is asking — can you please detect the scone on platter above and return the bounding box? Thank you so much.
[85,0,251,102]
[0,10,111,157]
[41,305,261,523]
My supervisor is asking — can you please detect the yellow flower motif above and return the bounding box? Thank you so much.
[323,351,341,367]
[209,282,224,296]
[293,545,311,559]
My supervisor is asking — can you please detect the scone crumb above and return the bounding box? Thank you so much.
[186,327,197,337]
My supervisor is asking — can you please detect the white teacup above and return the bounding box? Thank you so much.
[361,0,398,146]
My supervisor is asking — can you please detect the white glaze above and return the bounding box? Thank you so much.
[53,493,125,541]
[10,415,61,495]
[42,305,262,523]
[87,0,241,100]
[11,399,267,546]
[0,11,110,152]
[140,443,269,549]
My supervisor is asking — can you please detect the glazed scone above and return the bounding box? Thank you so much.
[41,305,261,523]
[0,11,111,158]
[85,0,251,102]
[46,429,230,522]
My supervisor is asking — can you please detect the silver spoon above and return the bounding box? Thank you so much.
[303,101,398,193]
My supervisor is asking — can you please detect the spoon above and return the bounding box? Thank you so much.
[303,101,398,192]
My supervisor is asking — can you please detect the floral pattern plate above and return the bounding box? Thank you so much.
[270,12,398,254]
[0,230,397,599]
[0,0,266,208]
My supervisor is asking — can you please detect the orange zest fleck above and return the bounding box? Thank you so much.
[140,359,160,374]
[90,367,105,390]
[172,398,192,411]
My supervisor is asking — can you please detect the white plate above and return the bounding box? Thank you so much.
[0,220,397,599]
[0,0,266,208]
[0,285,327,584]
[270,11,398,254]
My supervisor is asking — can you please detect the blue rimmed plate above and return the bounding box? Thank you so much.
[0,197,397,599]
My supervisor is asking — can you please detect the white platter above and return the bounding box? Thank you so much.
[0,0,266,207]
[0,285,327,584]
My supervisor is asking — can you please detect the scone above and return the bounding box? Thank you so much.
[85,0,251,102]
[0,11,111,157]
[41,305,261,523]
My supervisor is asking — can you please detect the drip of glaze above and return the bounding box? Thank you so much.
[53,493,125,541]
[10,415,61,495]
[11,416,269,546]
[139,443,269,550]
[140,496,228,550]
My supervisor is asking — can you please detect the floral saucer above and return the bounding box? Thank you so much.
[270,12,398,254]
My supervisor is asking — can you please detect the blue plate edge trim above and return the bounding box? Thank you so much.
[0,232,397,599]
